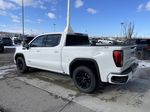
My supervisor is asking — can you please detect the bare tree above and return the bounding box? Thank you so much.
[122,22,134,39]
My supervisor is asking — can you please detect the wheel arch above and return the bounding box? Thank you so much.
[15,53,25,61]
[69,58,101,84]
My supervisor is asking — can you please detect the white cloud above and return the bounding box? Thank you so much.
[25,19,33,23]
[1,24,43,35]
[137,4,144,12]
[11,0,34,6]
[0,0,16,10]
[87,8,97,14]
[146,1,150,11]
[9,0,43,9]
[10,0,58,9]
[47,12,56,19]
[75,0,84,8]
[0,0,58,10]
[37,19,43,24]
[0,10,7,16]
[45,0,58,5]
[51,6,56,11]
[137,1,150,12]
[40,5,47,9]
[11,15,21,23]
[0,24,7,28]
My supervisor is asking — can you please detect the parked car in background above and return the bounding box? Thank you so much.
[0,40,4,53]
[127,39,150,60]
[1,37,13,46]
[12,37,22,45]
[96,39,113,45]
[24,36,35,44]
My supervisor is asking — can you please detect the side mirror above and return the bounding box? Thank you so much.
[23,42,30,50]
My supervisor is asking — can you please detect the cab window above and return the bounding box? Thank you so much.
[44,34,61,47]
[30,35,45,47]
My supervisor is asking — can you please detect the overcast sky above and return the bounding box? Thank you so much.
[0,0,150,37]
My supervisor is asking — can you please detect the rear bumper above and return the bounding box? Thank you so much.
[107,63,138,84]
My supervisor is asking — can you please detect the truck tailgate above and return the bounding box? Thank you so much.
[122,46,137,71]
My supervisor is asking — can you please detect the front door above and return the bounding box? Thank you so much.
[25,34,62,73]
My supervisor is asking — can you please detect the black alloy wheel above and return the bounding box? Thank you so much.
[16,57,28,73]
[73,66,97,93]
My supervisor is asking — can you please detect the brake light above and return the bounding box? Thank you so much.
[145,46,150,50]
[113,50,123,67]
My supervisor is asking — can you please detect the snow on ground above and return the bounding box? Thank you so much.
[4,45,21,49]
[138,60,150,68]
[0,65,16,79]
[0,65,16,70]
[4,46,16,49]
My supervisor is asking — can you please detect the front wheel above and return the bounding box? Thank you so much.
[72,66,97,93]
[16,57,28,73]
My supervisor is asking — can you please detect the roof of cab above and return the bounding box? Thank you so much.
[36,32,88,37]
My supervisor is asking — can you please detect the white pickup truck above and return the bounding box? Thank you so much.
[14,32,138,93]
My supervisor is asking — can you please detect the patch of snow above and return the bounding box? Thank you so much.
[0,65,16,79]
[0,68,15,77]
[4,46,16,49]
[0,65,16,70]
[0,76,4,79]
[138,61,150,68]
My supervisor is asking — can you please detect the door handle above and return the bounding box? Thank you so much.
[36,50,40,52]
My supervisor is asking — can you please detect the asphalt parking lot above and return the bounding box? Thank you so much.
[0,48,150,112]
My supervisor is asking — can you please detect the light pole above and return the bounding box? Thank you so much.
[22,0,25,40]
[120,22,124,37]
[53,23,56,32]
[64,0,73,33]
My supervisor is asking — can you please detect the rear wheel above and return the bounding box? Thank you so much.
[72,66,97,93]
[16,57,28,73]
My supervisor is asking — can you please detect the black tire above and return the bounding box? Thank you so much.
[72,66,97,93]
[16,57,28,73]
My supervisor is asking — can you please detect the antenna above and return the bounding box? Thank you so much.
[64,0,74,33]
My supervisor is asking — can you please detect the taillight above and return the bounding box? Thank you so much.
[113,50,123,67]
[145,46,150,50]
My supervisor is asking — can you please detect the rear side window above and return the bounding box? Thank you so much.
[66,34,89,46]
[44,34,61,47]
